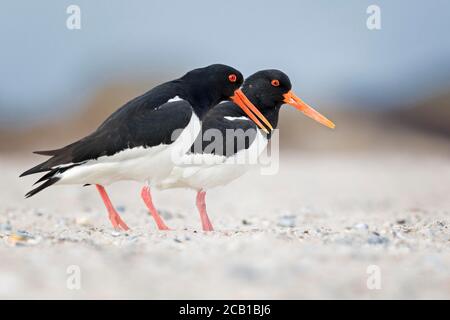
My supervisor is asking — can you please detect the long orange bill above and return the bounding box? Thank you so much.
[231,89,273,134]
[283,91,335,129]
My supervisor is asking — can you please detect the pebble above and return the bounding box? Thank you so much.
[354,223,369,231]
[17,230,33,238]
[33,210,45,217]
[435,221,446,227]
[76,216,91,226]
[127,236,139,243]
[5,230,41,246]
[55,218,69,227]
[116,205,126,213]
[393,230,408,240]
[111,231,122,237]
[277,215,296,228]
[367,232,389,245]
[6,234,27,246]
[0,222,12,232]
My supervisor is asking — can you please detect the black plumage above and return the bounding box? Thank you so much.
[21,101,194,177]
[21,64,246,197]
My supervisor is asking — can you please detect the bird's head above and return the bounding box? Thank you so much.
[182,64,273,133]
[242,69,335,129]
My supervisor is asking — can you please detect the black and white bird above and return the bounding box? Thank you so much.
[155,70,335,231]
[20,64,272,231]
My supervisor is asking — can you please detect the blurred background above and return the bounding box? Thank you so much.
[1,0,449,155]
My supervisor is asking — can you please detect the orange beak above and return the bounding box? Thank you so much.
[231,89,273,134]
[283,91,335,129]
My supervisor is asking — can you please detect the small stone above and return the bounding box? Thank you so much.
[367,232,389,245]
[6,231,40,246]
[396,219,406,225]
[116,206,126,213]
[16,230,33,238]
[7,234,27,245]
[127,236,139,243]
[75,216,91,226]
[0,222,12,232]
[354,223,369,231]
[393,230,407,240]
[436,221,446,227]
[278,215,296,228]
[111,231,122,237]
[55,217,70,227]
[242,219,252,226]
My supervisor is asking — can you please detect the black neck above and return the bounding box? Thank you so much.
[177,79,221,120]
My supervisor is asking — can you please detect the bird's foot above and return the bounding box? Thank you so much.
[154,219,172,231]
[109,212,130,231]
[202,223,214,232]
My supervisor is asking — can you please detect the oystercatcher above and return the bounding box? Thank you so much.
[20,64,272,231]
[156,69,335,231]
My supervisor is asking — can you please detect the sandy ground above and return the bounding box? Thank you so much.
[1,150,449,299]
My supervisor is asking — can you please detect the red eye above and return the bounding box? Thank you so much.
[271,79,280,87]
[228,74,237,82]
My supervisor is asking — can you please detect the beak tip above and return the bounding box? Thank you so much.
[285,90,336,130]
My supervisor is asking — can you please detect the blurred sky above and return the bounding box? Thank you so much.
[1,0,450,127]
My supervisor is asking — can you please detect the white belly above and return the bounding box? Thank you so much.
[158,129,268,190]
[56,113,201,186]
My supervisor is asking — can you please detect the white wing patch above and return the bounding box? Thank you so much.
[156,95,184,110]
[167,95,183,103]
[224,116,249,121]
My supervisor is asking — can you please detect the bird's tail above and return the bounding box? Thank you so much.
[19,148,65,177]
[21,147,76,197]
[25,177,60,198]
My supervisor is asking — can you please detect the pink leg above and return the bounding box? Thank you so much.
[141,186,171,230]
[196,190,214,231]
[95,184,129,231]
